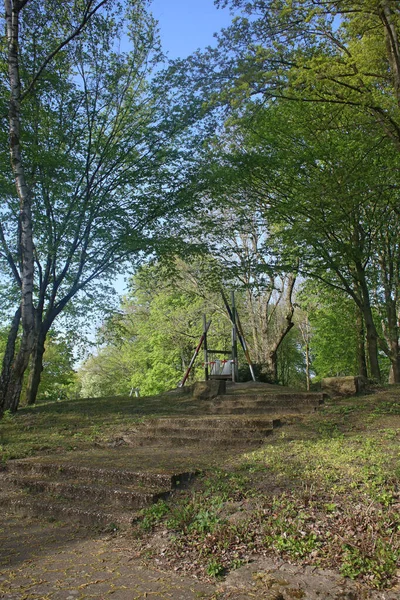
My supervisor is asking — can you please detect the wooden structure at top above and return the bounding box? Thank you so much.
[179,291,256,387]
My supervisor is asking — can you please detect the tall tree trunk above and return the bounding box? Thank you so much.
[3,344,30,413]
[305,341,310,391]
[0,306,21,414]
[4,0,36,411]
[25,326,47,406]
[377,242,400,383]
[264,350,278,383]
[363,308,381,382]
[356,268,381,382]
[382,299,400,383]
[356,310,368,380]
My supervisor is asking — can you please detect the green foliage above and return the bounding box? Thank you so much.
[341,542,399,587]
[276,327,306,388]
[140,500,170,532]
[36,334,76,403]
[78,261,233,397]
[206,558,225,577]
[298,283,359,380]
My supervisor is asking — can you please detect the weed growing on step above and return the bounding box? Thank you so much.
[140,500,170,531]
[206,558,224,577]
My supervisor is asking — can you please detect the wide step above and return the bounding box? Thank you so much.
[6,459,193,489]
[0,490,136,527]
[1,459,197,528]
[145,416,278,429]
[211,393,323,414]
[130,433,272,448]
[6,475,169,509]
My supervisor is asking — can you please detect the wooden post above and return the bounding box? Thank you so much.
[231,291,239,382]
[179,320,211,387]
[203,314,209,381]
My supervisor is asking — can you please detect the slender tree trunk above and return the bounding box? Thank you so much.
[356,310,368,380]
[4,0,36,411]
[378,244,400,383]
[383,299,400,383]
[0,306,21,414]
[305,341,310,390]
[356,268,381,382]
[25,327,48,406]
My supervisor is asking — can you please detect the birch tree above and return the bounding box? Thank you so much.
[0,0,189,413]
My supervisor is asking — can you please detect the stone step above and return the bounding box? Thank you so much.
[130,433,271,448]
[210,405,319,415]
[144,417,279,429]
[220,392,324,404]
[210,396,323,414]
[138,425,274,438]
[5,475,170,509]
[6,460,195,489]
[0,489,136,527]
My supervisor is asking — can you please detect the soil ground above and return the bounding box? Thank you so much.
[1,511,398,600]
[0,512,217,600]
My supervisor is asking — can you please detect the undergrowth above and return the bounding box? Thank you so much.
[137,388,400,589]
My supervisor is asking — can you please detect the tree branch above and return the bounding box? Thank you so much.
[21,0,110,102]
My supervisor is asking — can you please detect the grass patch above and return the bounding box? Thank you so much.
[0,392,201,462]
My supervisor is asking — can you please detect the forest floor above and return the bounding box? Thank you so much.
[0,385,400,599]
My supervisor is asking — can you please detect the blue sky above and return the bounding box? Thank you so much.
[150,0,232,58]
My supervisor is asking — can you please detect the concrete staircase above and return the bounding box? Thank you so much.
[210,390,324,415]
[124,416,280,448]
[0,383,324,528]
[0,459,195,527]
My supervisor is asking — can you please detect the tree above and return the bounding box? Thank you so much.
[298,282,360,381]
[79,263,233,397]
[195,95,400,382]
[210,1,400,147]
[0,0,191,413]
[34,333,76,403]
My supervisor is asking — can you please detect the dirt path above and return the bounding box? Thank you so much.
[0,513,218,600]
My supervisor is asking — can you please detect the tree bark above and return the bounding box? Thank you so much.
[383,298,400,383]
[4,0,36,411]
[0,306,21,414]
[25,326,48,406]
[355,267,381,382]
[356,310,368,380]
